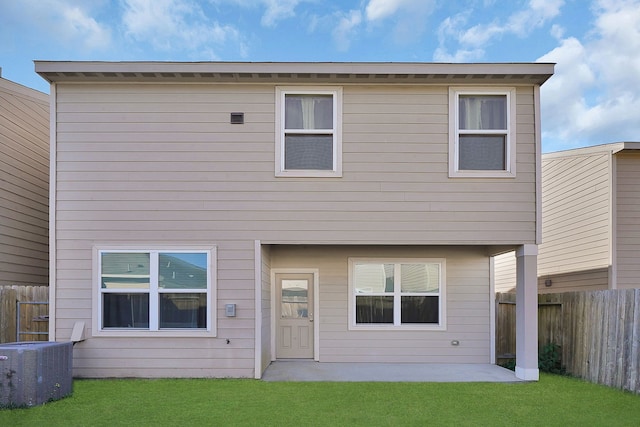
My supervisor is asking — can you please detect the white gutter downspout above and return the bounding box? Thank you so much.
[254,240,262,378]
[48,83,57,341]
[534,84,543,245]
[610,151,617,289]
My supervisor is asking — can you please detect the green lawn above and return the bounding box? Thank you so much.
[2,374,639,426]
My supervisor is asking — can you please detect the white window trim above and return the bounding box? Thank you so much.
[92,245,217,338]
[275,86,343,177]
[347,258,446,331]
[449,87,517,178]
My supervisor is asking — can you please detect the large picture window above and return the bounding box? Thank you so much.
[349,259,445,330]
[449,88,516,177]
[96,248,215,335]
[276,87,342,177]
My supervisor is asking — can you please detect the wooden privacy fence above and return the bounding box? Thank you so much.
[496,289,640,393]
[0,285,49,343]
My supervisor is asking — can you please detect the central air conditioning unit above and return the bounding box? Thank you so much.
[0,341,73,408]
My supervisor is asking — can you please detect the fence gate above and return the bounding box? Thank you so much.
[16,301,49,342]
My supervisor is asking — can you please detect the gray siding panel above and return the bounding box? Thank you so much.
[538,268,609,293]
[538,152,611,276]
[0,79,49,286]
[616,152,640,289]
[494,252,516,293]
[54,83,538,246]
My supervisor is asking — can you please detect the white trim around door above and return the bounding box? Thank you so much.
[271,268,320,361]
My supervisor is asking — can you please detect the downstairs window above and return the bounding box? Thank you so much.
[96,248,215,335]
[349,258,446,330]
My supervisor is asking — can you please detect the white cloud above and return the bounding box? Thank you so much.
[434,13,486,61]
[332,10,363,52]
[1,0,112,51]
[121,0,239,55]
[363,0,437,45]
[62,6,112,49]
[366,0,405,21]
[550,24,565,39]
[211,0,302,27]
[437,0,564,60]
[260,0,300,27]
[539,0,640,150]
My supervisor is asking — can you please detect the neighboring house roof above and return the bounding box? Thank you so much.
[35,61,554,85]
[543,141,640,159]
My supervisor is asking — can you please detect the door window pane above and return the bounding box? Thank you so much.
[281,279,308,318]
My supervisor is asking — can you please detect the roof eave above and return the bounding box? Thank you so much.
[34,61,555,85]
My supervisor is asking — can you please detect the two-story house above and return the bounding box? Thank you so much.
[36,61,553,380]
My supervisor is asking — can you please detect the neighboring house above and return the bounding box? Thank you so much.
[0,74,49,286]
[495,142,640,294]
[36,61,554,380]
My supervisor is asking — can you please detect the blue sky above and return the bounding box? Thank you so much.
[1,0,639,152]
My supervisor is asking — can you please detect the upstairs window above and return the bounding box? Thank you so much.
[276,87,342,177]
[449,88,516,177]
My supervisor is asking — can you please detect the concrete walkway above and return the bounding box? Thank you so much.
[261,361,523,382]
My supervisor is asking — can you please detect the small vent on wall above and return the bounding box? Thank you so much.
[230,112,244,124]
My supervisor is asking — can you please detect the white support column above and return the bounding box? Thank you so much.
[515,244,539,380]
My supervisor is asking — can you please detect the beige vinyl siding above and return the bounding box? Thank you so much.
[0,78,49,286]
[55,83,537,245]
[615,151,640,289]
[53,82,538,376]
[67,242,256,378]
[493,252,516,293]
[270,245,491,363]
[538,267,609,293]
[538,151,611,277]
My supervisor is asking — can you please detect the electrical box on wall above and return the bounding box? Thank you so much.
[225,304,236,317]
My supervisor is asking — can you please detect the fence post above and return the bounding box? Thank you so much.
[0,287,18,343]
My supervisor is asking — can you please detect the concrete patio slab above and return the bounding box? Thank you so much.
[261,361,523,382]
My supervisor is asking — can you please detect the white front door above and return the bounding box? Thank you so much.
[276,273,314,359]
